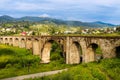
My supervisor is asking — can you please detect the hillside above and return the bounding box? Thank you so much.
[0,15,116,28]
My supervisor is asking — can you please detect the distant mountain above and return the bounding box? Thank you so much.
[0,15,116,28]
[0,15,15,22]
[92,21,115,27]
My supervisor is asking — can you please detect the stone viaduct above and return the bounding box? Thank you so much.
[0,36,120,64]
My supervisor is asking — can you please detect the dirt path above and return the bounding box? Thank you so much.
[1,69,67,80]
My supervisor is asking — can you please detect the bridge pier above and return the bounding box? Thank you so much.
[84,47,95,63]
[66,37,70,64]
[26,38,32,50]
[41,42,52,63]
[100,40,116,58]
[102,46,116,58]
[32,39,40,55]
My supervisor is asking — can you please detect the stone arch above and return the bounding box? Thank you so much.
[5,38,8,45]
[20,38,26,48]
[14,38,19,47]
[41,40,64,63]
[69,41,82,64]
[0,38,3,44]
[87,43,103,62]
[109,40,120,58]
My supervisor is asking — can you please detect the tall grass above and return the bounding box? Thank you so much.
[0,45,39,68]
[0,44,71,79]
[28,58,120,80]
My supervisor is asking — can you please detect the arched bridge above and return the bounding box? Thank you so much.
[0,36,120,64]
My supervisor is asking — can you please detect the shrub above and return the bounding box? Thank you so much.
[14,63,22,69]
[5,64,12,68]
[50,53,62,61]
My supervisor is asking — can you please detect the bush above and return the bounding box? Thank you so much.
[5,64,12,68]
[14,63,22,69]
[50,53,62,61]
[0,45,40,68]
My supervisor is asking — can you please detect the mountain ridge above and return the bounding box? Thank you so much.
[0,15,116,28]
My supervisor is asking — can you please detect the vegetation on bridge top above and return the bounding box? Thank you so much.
[1,33,120,38]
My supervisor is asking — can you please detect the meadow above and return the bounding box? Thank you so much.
[0,44,71,79]
[27,58,120,80]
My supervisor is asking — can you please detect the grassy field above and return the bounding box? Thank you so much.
[0,44,71,79]
[27,58,120,80]
[0,42,120,80]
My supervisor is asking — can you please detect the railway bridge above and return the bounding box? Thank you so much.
[0,36,120,64]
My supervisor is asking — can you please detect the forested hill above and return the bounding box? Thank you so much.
[0,15,116,28]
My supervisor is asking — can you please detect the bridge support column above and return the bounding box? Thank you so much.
[84,47,95,63]
[33,39,40,55]
[66,37,70,64]
[102,46,116,58]
[100,40,116,59]
[0,38,4,44]
[26,39,32,50]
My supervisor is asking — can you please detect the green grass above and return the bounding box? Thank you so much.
[0,44,72,79]
[27,58,120,80]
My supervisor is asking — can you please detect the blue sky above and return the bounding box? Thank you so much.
[0,0,120,24]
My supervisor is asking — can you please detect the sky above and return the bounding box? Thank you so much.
[0,0,120,24]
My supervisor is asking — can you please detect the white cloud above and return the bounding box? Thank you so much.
[0,0,120,24]
[39,14,50,18]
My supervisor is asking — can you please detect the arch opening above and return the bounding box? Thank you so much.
[41,40,64,63]
[14,38,19,47]
[0,38,3,44]
[115,46,120,58]
[20,38,26,48]
[50,41,64,63]
[5,38,8,45]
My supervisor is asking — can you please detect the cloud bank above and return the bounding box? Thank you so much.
[0,0,120,24]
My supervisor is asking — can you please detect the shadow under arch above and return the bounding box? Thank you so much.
[115,46,120,58]
[41,40,64,63]
[70,41,83,64]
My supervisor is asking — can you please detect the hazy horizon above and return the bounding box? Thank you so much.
[0,0,120,24]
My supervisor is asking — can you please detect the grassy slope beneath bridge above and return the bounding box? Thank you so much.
[27,58,120,80]
[0,44,71,79]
